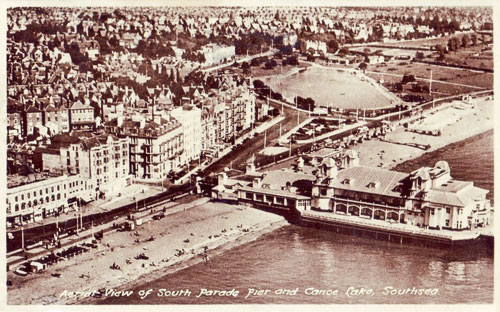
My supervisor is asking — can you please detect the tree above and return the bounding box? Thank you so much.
[289,56,299,65]
[280,45,293,55]
[435,44,446,56]
[401,74,416,84]
[448,37,459,52]
[358,62,368,71]
[250,58,261,67]
[415,51,424,60]
[265,60,277,69]
[471,33,478,46]
[462,34,470,48]
[305,97,315,111]
[393,83,403,92]
[339,47,349,56]
[327,39,339,53]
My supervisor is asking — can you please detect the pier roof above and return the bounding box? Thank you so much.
[332,166,408,197]
[426,185,489,207]
[261,170,316,189]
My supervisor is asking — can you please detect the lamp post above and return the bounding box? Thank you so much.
[21,225,25,250]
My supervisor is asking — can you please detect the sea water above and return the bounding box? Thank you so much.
[100,131,494,304]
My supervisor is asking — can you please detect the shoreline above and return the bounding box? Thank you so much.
[91,219,287,305]
[391,128,493,171]
[352,97,494,170]
[7,201,287,305]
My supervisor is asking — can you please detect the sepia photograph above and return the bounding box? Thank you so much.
[2,1,496,311]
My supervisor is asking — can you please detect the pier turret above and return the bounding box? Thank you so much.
[321,157,338,178]
[342,149,359,168]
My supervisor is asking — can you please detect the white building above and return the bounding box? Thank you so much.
[6,174,83,226]
[200,43,236,66]
[311,160,492,230]
[104,115,184,182]
[171,105,202,164]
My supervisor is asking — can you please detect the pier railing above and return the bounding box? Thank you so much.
[302,211,480,241]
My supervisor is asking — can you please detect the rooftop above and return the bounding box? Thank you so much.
[7,172,64,189]
[328,166,408,198]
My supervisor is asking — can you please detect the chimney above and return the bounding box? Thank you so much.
[253,173,265,188]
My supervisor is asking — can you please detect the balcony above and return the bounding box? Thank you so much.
[333,196,404,211]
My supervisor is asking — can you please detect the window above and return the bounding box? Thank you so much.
[445,220,450,227]
[446,208,450,214]
[431,209,435,215]
[320,189,327,196]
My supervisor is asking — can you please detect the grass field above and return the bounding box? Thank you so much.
[367,73,480,98]
[360,33,493,70]
[367,61,492,97]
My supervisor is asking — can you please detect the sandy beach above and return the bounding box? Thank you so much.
[7,200,286,305]
[353,97,494,169]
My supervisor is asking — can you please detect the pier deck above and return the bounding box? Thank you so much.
[301,210,482,242]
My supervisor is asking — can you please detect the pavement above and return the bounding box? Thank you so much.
[7,196,210,270]
[7,183,164,233]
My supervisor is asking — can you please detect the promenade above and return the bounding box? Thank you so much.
[7,198,286,305]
